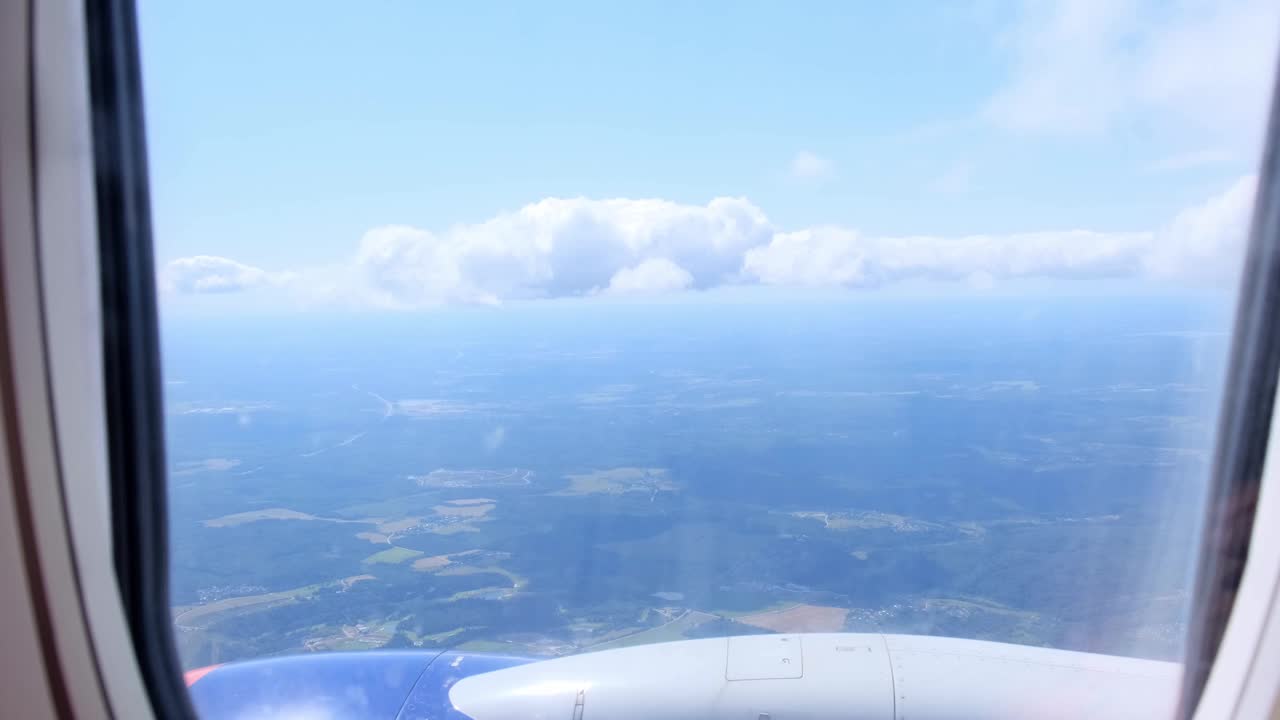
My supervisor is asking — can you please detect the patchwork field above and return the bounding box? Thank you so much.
[412,468,533,488]
[205,508,326,527]
[556,467,677,496]
[173,583,324,628]
[412,549,481,572]
[587,610,719,651]
[737,604,849,633]
[364,547,424,565]
[790,510,941,532]
[434,502,495,518]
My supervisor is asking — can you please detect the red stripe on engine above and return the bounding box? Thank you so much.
[184,664,222,687]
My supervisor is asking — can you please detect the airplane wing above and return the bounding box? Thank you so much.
[185,633,1179,719]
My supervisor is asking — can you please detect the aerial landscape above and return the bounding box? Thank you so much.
[131,0,1280,688]
[163,295,1225,669]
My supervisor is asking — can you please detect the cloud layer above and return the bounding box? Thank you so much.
[163,175,1256,307]
[161,255,291,294]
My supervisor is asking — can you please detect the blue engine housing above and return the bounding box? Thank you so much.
[187,650,533,720]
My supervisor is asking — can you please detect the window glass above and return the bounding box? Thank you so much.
[140,0,1278,704]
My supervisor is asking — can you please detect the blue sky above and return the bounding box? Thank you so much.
[139,1,1279,308]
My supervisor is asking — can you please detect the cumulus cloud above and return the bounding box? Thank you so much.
[162,175,1257,306]
[789,151,833,180]
[351,197,770,306]
[161,255,289,294]
[985,0,1279,141]
[606,258,695,294]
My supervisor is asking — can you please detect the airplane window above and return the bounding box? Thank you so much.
[125,2,1280,717]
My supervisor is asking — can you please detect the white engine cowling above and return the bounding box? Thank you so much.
[449,633,1180,719]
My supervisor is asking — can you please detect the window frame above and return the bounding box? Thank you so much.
[85,0,196,716]
[1180,51,1280,719]
[72,2,1280,717]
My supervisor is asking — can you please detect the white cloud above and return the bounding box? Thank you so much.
[351,197,770,307]
[161,255,290,294]
[985,0,1279,142]
[742,175,1255,289]
[1136,0,1279,139]
[162,175,1257,306]
[1143,174,1256,282]
[985,0,1137,134]
[742,227,1151,288]
[789,151,833,180]
[606,258,694,294]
